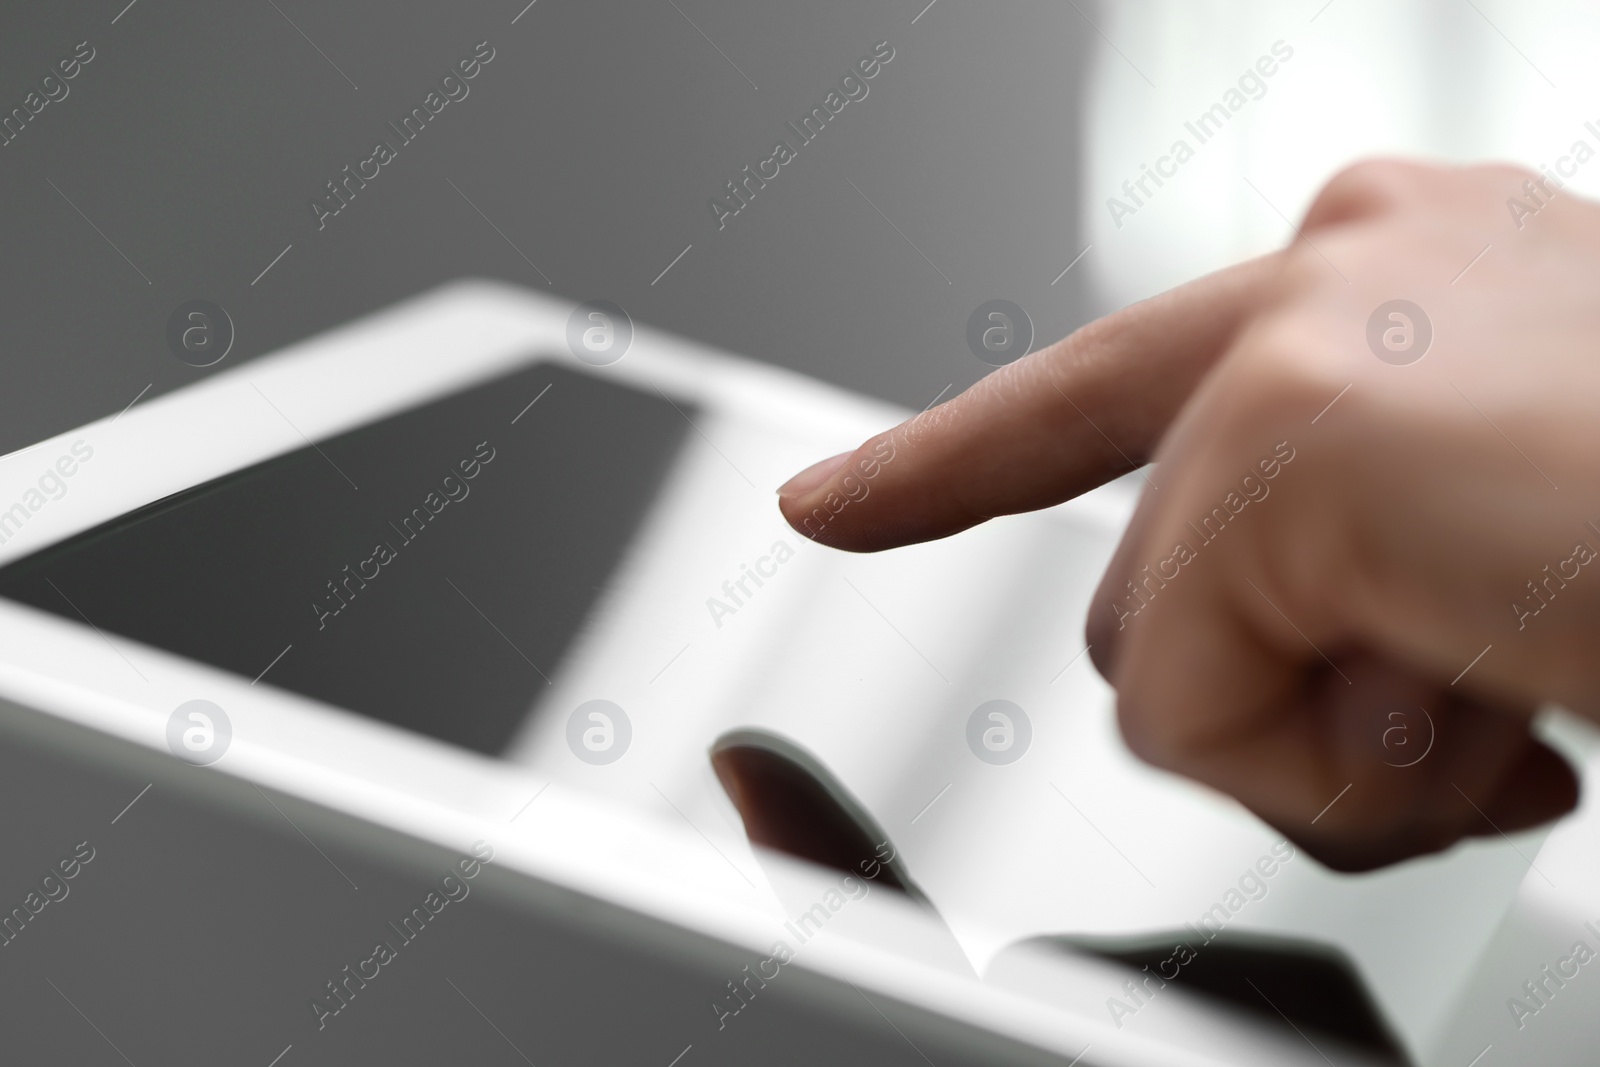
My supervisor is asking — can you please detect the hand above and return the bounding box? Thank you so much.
[776,160,1592,871]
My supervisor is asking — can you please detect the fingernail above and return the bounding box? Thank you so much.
[778,451,848,498]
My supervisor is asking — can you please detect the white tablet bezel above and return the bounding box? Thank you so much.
[0,280,1361,1067]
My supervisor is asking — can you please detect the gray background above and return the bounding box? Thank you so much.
[0,2,1098,1061]
[0,0,1095,455]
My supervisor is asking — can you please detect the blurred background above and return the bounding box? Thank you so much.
[3,0,1598,454]
[0,0,1095,452]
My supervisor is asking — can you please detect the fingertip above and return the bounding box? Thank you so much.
[775,450,850,546]
[775,482,836,548]
[775,435,910,551]
[777,451,849,499]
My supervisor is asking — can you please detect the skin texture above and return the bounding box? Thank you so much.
[771,160,1596,872]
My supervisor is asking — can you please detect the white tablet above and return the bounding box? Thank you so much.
[0,279,1489,1065]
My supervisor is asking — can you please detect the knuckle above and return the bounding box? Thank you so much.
[1115,697,1182,771]
[1468,161,1539,187]
[1218,314,1349,422]
[1304,157,1445,229]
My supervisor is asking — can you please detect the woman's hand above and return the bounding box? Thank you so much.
[777,160,1595,870]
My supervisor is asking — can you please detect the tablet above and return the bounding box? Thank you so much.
[0,280,1397,1066]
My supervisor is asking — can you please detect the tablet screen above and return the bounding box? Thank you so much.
[0,362,692,755]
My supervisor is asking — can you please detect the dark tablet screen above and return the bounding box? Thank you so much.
[0,362,692,755]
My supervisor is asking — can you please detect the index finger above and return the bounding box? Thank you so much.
[776,252,1287,552]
